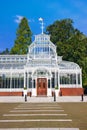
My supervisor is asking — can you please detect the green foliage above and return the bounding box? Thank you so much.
[46,18,87,87]
[10,17,32,54]
[0,48,10,54]
[55,86,58,89]
[24,87,27,90]
[46,19,75,44]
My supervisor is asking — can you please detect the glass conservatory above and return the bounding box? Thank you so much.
[0,33,83,96]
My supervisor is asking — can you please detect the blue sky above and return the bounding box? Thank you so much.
[0,0,87,51]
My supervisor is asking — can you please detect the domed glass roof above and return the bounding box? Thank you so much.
[28,34,56,59]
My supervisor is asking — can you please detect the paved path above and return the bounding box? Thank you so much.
[0,103,79,130]
[0,96,87,103]
[0,96,85,130]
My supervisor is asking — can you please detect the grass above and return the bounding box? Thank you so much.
[0,102,87,130]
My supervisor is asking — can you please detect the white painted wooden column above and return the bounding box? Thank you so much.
[32,77,33,88]
[80,70,82,87]
[10,70,12,92]
[50,70,52,89]
[50,77,51,89]
[76,72,78,87]
[36,78,37,96]
[58,70,60,89]
[55,70,56,88]
[24,72,26,88]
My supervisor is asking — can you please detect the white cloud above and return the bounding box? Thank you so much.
[28,19,35,23]
[14,15,34,24]
[14,15,24,23]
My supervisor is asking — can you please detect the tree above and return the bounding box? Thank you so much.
[46,18,87,87]
[10,17,32,54]
[46,19,75,44]
[0,48,9,54]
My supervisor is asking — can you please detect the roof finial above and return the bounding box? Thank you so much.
[39,17,44,34]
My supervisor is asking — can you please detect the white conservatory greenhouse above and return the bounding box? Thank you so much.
[0,33,83,96]
[0,22,83,96]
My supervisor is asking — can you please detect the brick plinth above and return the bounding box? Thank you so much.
[0,88,84,96]
[27,92,32,97]
[0,92,23,96]
[0,91,32,96]
[60,88,84,96]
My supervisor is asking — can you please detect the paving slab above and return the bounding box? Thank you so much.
[0,119,72,122]
[0,128,79,130]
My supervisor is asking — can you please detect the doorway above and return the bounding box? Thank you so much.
[37,78,47,96]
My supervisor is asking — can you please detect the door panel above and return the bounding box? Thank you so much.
[37,78,47,96]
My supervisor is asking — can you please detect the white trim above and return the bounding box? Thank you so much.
[0,119,72,122]
[3,114,67,116]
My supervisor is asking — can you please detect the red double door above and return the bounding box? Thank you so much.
[37,78,47,96]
